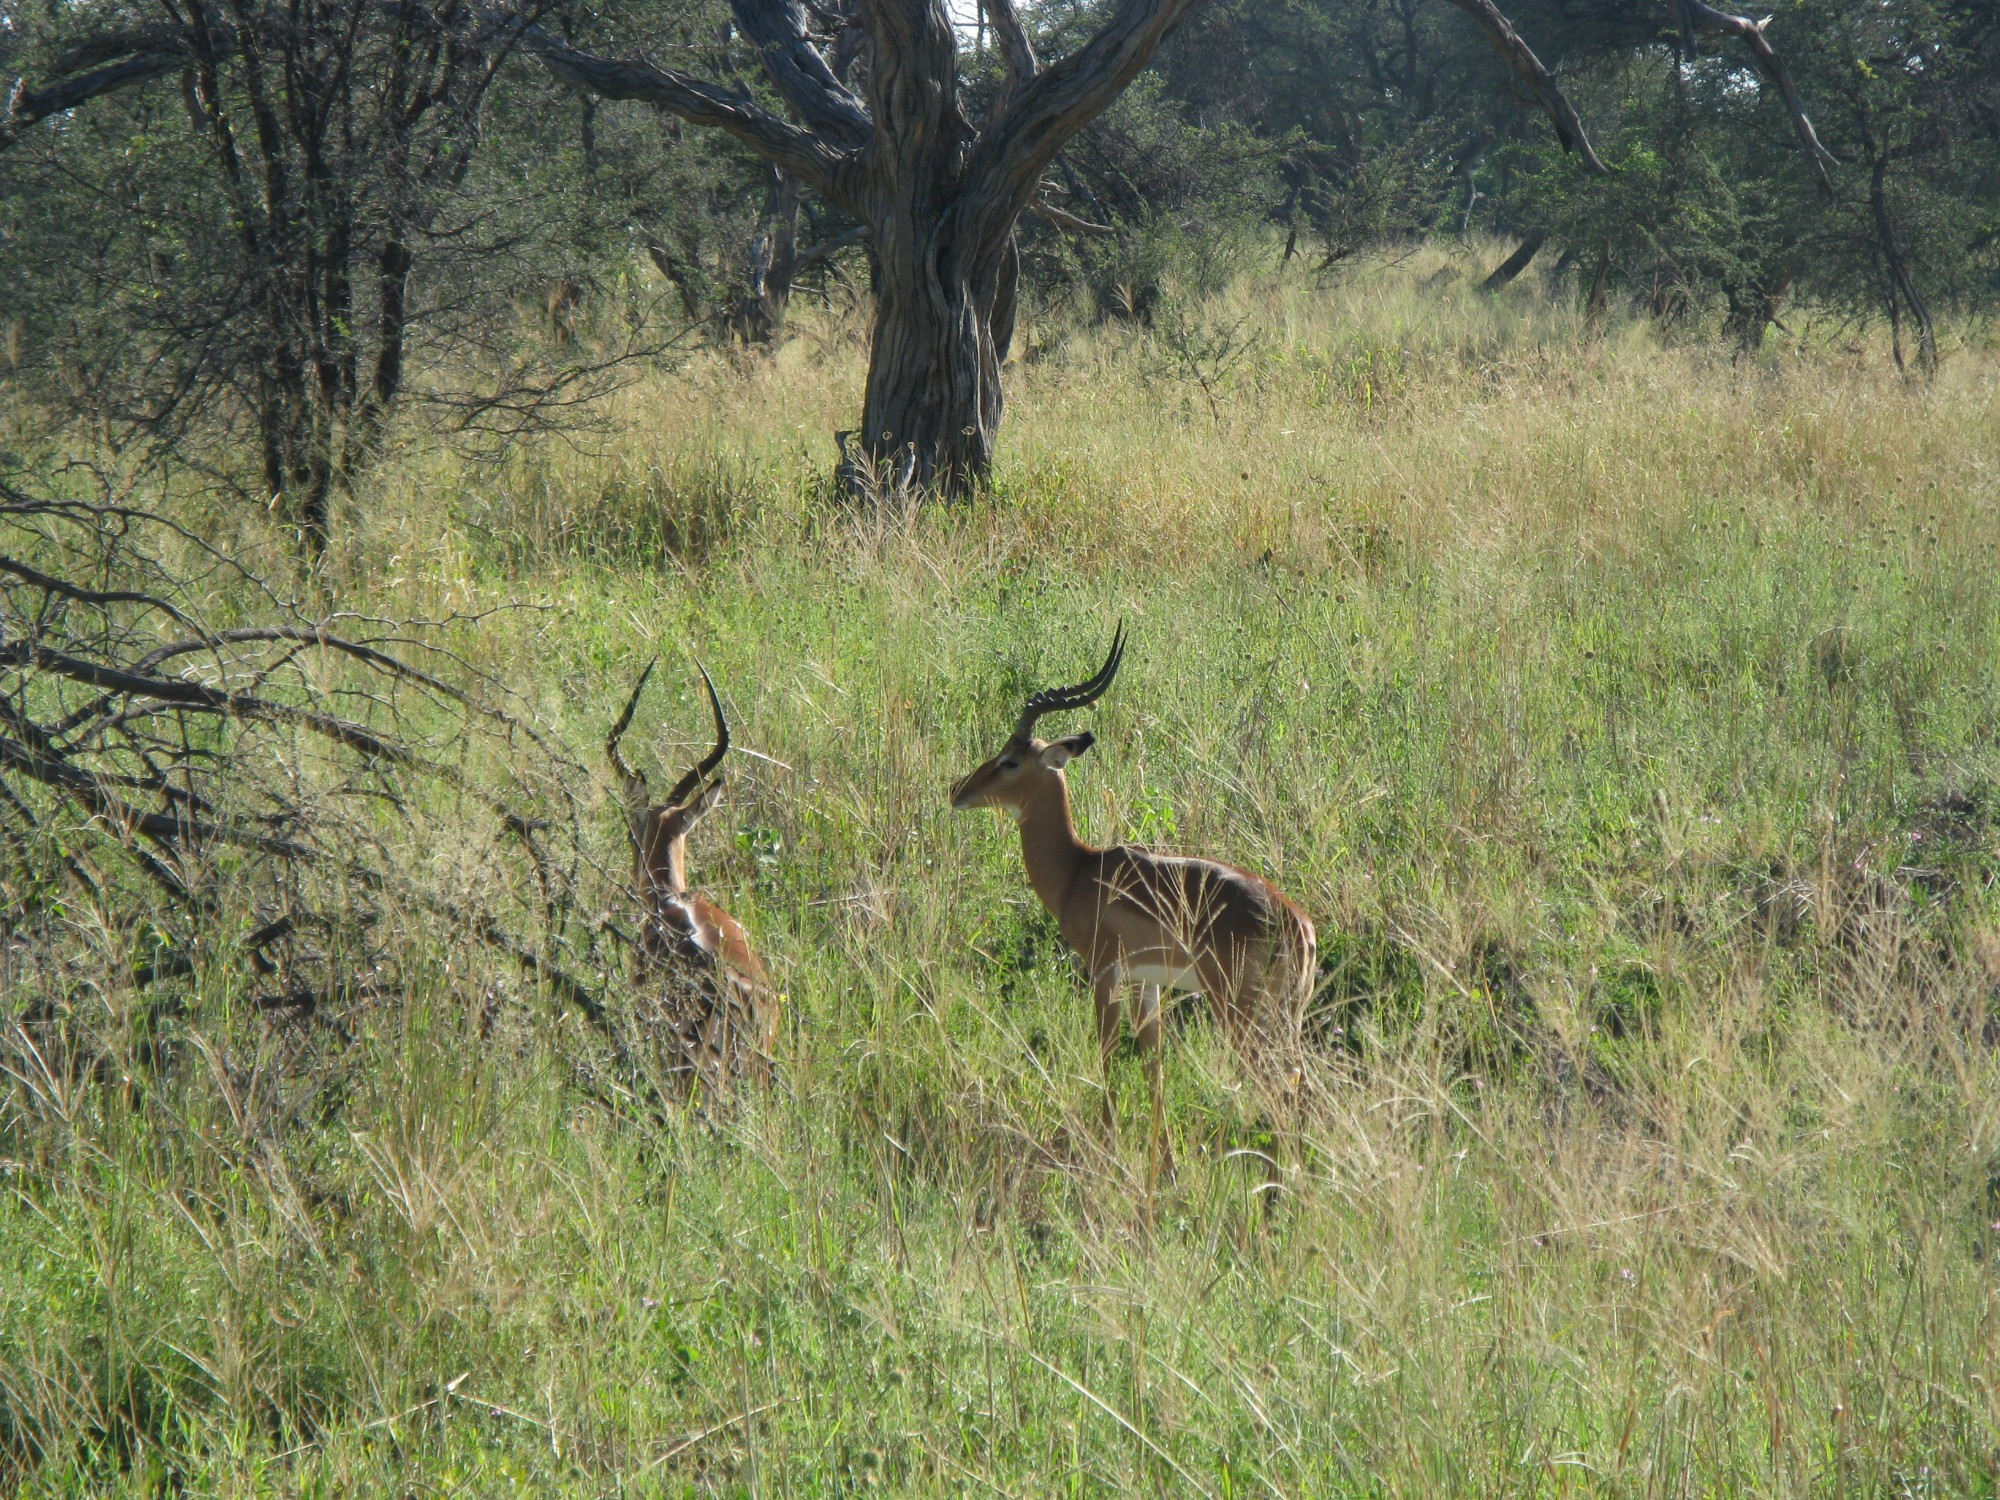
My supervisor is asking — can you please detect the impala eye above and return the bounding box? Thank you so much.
[997,757,1019,771]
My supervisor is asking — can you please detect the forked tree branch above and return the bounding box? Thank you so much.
[1442,0,1609,173]
[2,43,192,152]
[960,0,1205,239]
[980,0,1038,112]
[1033,200,1115,236]
[727,0,871,148]
[504,22,860,202]
[1676,0,1837,187]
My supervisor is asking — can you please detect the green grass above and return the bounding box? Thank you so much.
[5,247,2000,1495]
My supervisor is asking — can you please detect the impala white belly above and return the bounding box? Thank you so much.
[1121,960,1201,990]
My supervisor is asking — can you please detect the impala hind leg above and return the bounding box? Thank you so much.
[1251,1021,1307,1217]
[1130,983,1174,1180]
[1200,961,1286,1210]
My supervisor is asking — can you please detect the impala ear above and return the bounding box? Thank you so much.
[1040,732,1095,769]
[680,777,725,826]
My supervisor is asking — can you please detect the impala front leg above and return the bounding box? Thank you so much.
[1093,966,1123,1139]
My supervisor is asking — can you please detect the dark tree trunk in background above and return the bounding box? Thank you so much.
[1868,147,1938,374]
[1481,232,1545,291]
[734,168,804,344]
[1585,242,1612,322]
[1724,269,1790,353]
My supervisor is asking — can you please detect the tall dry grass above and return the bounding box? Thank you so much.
[4,247,1999,1495]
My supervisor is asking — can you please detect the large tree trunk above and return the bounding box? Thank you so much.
[1584,242,1612,323]
[857,221,1018,495]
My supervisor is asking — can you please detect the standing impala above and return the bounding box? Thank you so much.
[951,625,1316,1162]
[608,660,777,1099]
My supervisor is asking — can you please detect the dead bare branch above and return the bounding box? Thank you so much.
[0,471,620,1073]
[1675,0,1838,188]
[1441,0,1608,174]
[1032,201,1116,237]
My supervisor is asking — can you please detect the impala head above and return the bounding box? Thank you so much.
[608,658,730,892]
[951,624,1125,818]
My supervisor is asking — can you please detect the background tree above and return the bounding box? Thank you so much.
[518,0,1208,493]
[1494,0,1997,355]
[512,0,1645,494]
[1017,73,1283,323]
[0,0,680,551]
[1143,0,1994,351]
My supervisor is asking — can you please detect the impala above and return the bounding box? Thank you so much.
[951,625,1316,1165]
[608,660,777,1098]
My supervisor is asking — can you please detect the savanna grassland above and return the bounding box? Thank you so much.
[5,249,2000,1496]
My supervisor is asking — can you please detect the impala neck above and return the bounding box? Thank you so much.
[1015,772,1093,916]
[641,828,690,899]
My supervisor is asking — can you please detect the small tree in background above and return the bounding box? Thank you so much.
[0,0,686,550]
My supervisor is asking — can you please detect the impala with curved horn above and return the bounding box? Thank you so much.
[951,625,1316,1163]
[608,660,777,1098]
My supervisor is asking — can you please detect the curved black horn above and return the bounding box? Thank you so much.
[1014,622,1126,739]
[662,661,730,808]
[607,657,658,784]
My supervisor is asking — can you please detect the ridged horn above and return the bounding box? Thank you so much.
[607,657,658,790]
[661,661,730,809]
[1013,622,1126,741]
